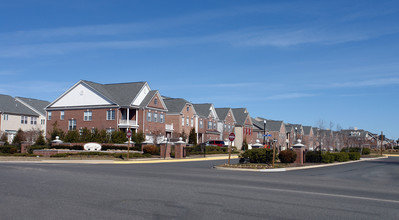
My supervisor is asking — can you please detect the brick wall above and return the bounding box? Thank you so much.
[46,108,118,138]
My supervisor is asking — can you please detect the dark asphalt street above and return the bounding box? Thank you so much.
[1,157,398,220]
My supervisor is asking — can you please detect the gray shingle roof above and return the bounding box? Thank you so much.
[139,90,157,108]
[16,97,50,116]
[253,118,283,132]
[163,98,191,114]
[0,94,39,116]
[215,108,230,121]
[303,126,312,135]
[232,108,249,126]
[193,104,213,118]
[83,80,147,106]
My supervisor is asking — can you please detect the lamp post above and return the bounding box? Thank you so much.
[263,120,266,146]
[272,139,277,168]
[295,127,298,142]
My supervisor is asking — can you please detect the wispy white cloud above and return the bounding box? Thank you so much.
[0,39,178,57]
[327,77,399,88]
[218,26,399,47]
[262,93,316,100]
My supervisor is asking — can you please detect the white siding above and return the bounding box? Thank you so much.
[132,85,150,106]
[51,84,112,107]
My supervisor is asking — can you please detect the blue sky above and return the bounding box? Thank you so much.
[1,0,398,139]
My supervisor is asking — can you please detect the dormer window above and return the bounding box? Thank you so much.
[154,98,158,105]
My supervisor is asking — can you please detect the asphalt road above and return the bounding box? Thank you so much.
[0,157,398,220]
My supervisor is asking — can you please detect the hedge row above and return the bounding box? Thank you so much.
[239,148,276,164]
[341,147,370,155]
[50,152,152,158]
[306,151,360,163]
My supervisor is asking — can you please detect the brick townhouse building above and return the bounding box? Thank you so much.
[232,108,255,150]
[193,103,220,143]
[45,80,172,144]
[215,108,236,145]
[0,94,49,143]
[163,97,197,142]
[253,118,286,150]
[302,126,314,150]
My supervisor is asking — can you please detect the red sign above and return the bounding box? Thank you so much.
[229,133,235,141]
[126,130,132,138]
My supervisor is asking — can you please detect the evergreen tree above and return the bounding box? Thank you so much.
[48,121,65,142]
[34,130,46,145]
[80,127,92,143]
[64,130,80,143]
[12,129,25,145]
[1,132,8,145]
[132,131,145,144]
[188,128,197,145]
[111,130,127,144]
[242,138,249,151]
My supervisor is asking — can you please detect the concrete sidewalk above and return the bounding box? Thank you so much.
[0,154,239,164]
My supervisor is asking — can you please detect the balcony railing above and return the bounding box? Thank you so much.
[118,119,138,127]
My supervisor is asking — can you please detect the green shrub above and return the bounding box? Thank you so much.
[240,148,275,164]
[341,147,370,155]
[64,130,80,143]
[34,131,46,145]
[27,145,47,154]
[12,129,25,145]
[51,144,83,150]
[321,152,334,163]
[0,145,20,154]
[111,130,128,144]
[332,152,349,162]
[362,148,370,155]
[348,152,361,160]
[143,145,158,155]
[306,151,322,163]
[278,150,297,163]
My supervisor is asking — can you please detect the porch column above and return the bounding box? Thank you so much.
[127,108,130,125]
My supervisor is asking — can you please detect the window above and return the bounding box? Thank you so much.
[41,119,45,125]
[191,118,194,127]
[3,114,8,120]
[106,128,115,134]
[84,111,92,121]
[200,120,203,128]
[186,118,189,126]
[68,119,77,130]
[31,117,37,125]
[60,111,64,120]
[224,124,227,130]
[21,116,28,124]
[147,112,151,121]
[213,122,216,129]
[208,121,212,129]
[107,110,115,120]
[48,112,52,120]
[182,117,185,126]
[160,114,164,123]
[91,128,96,133]
[187,106,189,112]
[154,98,158,105]
[153,113,158,122]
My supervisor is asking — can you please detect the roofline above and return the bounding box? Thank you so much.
[15,97,45,117]
[131,82,150,106]
[45,80,117,110]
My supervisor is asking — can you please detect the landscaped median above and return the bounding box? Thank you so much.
[214,148,388,172]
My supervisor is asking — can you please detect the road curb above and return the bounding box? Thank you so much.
[0,155,239,164]
[214,156,388,172]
